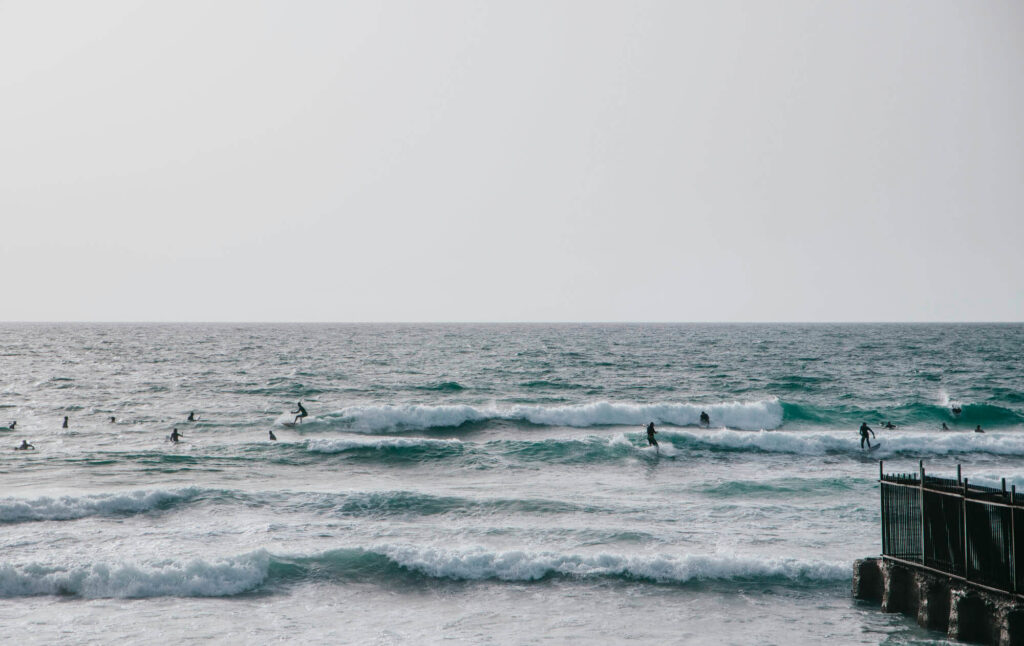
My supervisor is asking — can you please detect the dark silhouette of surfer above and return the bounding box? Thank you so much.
[975,425,985,433]
[9,421,15,430]
[883,421,896,429]
[951,406,962,416]
[169,428,183,443]
[269,430,277,441]
[110,416,116,423]
[941,423,949,431]
[699,411,710,427]
[15,440,34,450]
[292,401,308,424]
[62,416,68,429]
[187,411,195,422]
[859,422,875,449]
[646,422,659,452]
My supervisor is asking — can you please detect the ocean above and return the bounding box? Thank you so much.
[1,323,1021,644]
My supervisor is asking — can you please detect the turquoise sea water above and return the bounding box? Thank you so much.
[0,323,1021,644]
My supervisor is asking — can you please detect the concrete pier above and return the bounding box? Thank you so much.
[854,558,1024,646]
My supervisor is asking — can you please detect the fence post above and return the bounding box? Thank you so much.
[963,477,969,582]
[957,464,961,485]
[1013,485,1018,593]
[920,461,926,564]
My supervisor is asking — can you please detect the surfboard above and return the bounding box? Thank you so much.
[282,422,296,428]
[869,443,881,451]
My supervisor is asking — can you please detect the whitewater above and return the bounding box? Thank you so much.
[0,323,1021,644]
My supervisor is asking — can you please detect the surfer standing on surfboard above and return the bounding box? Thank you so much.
[646,422,659,453]
[858,422,875,449]
[292,401,308,424]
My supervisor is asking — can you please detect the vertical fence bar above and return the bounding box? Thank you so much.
[963,477,970,583]
[920,461,926,565]
[1007,485,1015,597]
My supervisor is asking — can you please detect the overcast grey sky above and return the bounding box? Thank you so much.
[0,1,1021,322]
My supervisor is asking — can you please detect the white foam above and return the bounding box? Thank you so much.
[306,437,462,453]
[0,550,270,598]
[325,399,783,433]
[0,488,201,523]
[675,429,1024,457]
[376,544,846,583]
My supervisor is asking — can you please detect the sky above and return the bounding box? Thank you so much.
[0,1,1021,322]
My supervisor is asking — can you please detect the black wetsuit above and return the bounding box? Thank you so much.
[169,429,182,443]
[699,412,710,426]
[187,412,195,422]
[646,423,658,448]
[859,423,875,449]
[293,402,308,424]
[269,430,277,441]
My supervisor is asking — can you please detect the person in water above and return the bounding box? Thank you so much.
[187,411,195,422]
[699,411,710,427]
[859,422,876,449]
[292,401,308,424]
[941,423,950,431]
[9,420,15,430]
[269,430,277,441]
[62,416,68,428]
[883,421,896,429]
[646,422,659,451]
[169,428,183,443]
[15,440,34,450]
[975,425,985,433]
[110,416,116,423]
[952,406,962,416]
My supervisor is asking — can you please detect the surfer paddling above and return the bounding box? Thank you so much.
[292,401,308,424]
[859,422,875,449]
[646,422,659,453]
[15,440,34,450]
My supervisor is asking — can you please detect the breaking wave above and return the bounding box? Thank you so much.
[0,488,204,524]
[305,399,783,433]
[0,546,845,598]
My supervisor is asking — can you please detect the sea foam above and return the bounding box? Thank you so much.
[317,399,783,433]
[0,488,203,524]
[373,545,846,584]
[0,551,270,598]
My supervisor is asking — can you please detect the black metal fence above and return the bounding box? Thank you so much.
[880,462,1024,597]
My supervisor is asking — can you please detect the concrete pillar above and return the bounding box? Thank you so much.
[914,573,950,633]
[998,607,1024,646]
[881,560,911,614]
[949,588,995,645]
[852,558,883,602]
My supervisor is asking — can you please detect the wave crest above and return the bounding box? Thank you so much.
[311,399,783,433]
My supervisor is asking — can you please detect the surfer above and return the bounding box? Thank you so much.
[646,422,659,452]
[187,411,195,422]
[15,440,34,450]
[941,423,950,431]
[110,416,116,423]
[292,401,308,424]
[699,411,710,427]
[859,422,875,449]
[975,425,985,433]
[952,406,962,416]
[883,421,896,429]
[9,421,15,430]
[62,416,68,429]
[269,430,277,441]
[169,428,183,443]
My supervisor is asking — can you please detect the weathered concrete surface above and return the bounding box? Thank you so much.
[853,558,1024,646]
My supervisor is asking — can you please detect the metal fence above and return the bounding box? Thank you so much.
[880,462,1024,597]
